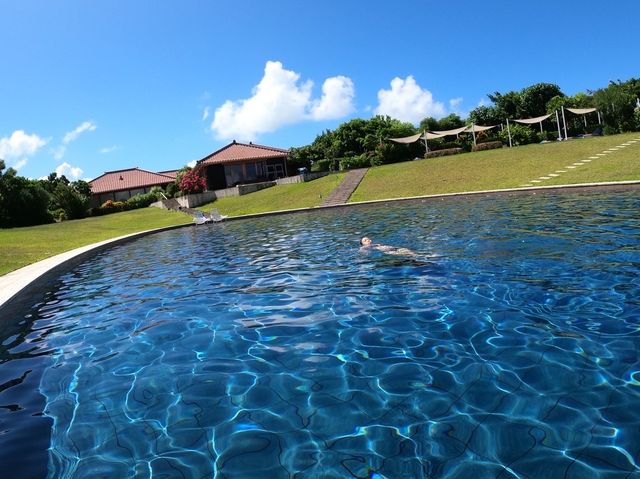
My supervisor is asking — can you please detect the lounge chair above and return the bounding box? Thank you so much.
[209,209,228,222]
[193,211,212,225]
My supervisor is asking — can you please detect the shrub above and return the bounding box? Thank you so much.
[50,208,67,222]
[310,159,339,172]
[338,155,371,170]
[425,148,464,158]
[95,199,126,216]
[125,191,160,210]
[499,124,538,146]
[179,169,206,194]
[472,141,503,152]
[52,182,90,220]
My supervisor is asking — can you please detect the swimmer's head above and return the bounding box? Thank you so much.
[360,236,372,246]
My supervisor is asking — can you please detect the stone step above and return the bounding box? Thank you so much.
[321,168,368,206]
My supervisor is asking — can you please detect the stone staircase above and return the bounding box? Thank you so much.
[159,198,201,220]
[321,168,369,207]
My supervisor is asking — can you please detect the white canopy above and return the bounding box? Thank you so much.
[421,131,446,140]
[389,132,423,144]
[513,113,553,125]
[430,126,468,136]
[464,124,497,133]
[566,107,597,115]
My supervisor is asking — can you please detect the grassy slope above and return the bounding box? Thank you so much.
[0,208,191,275]
[196,172,346,216]
[350,133,640,202]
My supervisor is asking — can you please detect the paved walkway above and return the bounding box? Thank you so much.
[519,137,640,187]
[321,168,369,206]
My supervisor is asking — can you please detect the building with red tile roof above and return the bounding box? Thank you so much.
[89,168,174,207]
[197,141,289,190]
[158,169,178,179]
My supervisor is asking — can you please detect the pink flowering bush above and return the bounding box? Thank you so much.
[179,169,207,194]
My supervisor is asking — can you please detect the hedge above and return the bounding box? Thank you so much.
[472,141,503,152]
[425,148,464,159]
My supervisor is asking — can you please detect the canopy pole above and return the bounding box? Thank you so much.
[423,131,429,154]
[506,118,512,148]
[555,110,562,140]
[597,111,602,125]
[561,106,568,140]
[539,121,543,135]
[471,123,477,146]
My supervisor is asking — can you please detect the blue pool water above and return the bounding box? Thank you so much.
[1,191,639,478]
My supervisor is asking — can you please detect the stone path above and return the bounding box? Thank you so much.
[518,138,640,187]
[321,168,369,206]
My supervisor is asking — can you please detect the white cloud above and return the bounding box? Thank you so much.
[52,121,97,160]
[374,76,446,124]
[211,61,355,140]
[63,121,96,144]
[0,130,48,160]
[310,76,355,120]
[187,160,197,168]
[99,145,118,154]
[55,161,84,180]
[202,107,210,121]
[13,159,28,171]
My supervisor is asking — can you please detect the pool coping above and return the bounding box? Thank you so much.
[1,180,639,315]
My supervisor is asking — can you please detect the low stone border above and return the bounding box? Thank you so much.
[1,180,639,315]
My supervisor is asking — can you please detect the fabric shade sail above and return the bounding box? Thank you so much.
[389,132,423,144]
[566,107,597,115]
[420,132,446,140]
[513,113,553,125]
[464,124,497,133]
[430,126,468,136]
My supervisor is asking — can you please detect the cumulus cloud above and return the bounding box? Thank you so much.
[211,61,355,140]
[55,162,84,180]
[0,130,48,160]
[63,121,96,144]
[202,107,210,121]
[374,76,446,124]
[187,160,197,168]
[310,76,355,120]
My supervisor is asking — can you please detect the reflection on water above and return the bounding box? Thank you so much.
[1,191,639,478]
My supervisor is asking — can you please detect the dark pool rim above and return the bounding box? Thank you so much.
[1,180,639,317]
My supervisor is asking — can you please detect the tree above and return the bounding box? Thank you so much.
[468,105,503,126]
[592,81,637,133]
[520,83,564,117]
[0,161,52,227]
[488,90,522,118]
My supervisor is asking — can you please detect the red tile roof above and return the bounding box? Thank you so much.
[158,169,178,179]
[198,141,289,166]
[90,168,175,194]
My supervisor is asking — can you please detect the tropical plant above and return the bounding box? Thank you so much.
[179,169,207,194]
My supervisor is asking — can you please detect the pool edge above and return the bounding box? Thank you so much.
[0,223,192,316]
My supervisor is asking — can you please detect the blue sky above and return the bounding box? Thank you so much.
[1,0,638,181]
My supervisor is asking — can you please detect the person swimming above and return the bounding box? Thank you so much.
[360,236,418,257]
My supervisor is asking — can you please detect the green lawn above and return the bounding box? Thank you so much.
[350,133,640,202]
[196,172,346,216]
[0,208,190,275]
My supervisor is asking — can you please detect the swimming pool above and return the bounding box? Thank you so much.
[1,190,639,478]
